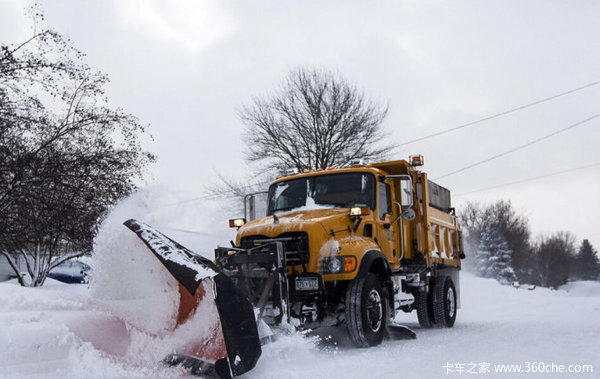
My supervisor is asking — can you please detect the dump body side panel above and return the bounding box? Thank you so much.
[413,173,462,269]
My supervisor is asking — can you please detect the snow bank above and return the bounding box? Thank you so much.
[0,281,180,378]
[560,280,600,297]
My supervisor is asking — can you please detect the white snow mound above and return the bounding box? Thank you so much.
[91,187,180,334]
[560,280,600,297]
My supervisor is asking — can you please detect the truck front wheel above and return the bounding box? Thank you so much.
[345,273,387,347]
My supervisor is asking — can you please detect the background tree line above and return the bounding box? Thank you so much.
[461,200,600,288]
[0,9,153,286]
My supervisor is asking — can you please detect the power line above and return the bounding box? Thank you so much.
[454,161,600,197]
[434,114,600,180]
[400,80,600,146]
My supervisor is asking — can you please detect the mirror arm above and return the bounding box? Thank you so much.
[389,201,403,227]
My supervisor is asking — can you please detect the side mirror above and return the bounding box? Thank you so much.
[399,178,413,207]
[401,207,416,221]
[244,191,269,221]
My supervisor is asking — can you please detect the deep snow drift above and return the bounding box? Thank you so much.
[1,190,599,378]
[2,272,599,378]
[2,271,600,378]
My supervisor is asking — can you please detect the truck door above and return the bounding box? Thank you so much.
[375,180,400,270]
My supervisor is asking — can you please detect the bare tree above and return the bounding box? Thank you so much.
[0,9,154,286]
[239,67,391,173]
[532,232,576,289]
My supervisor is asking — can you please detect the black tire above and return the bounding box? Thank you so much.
[433,277,457,328]
[415,288,435,328]
[345,273,388,347]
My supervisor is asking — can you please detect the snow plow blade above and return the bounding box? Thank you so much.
[124,219,261,378]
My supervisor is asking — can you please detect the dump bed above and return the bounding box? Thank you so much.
[416,175,462,268]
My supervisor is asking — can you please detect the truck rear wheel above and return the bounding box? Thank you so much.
[345,273,387,347]
[433,277,457,327]
[415,288,435,328]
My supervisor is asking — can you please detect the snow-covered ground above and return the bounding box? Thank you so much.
[1,191,598,378]
[1,272,599,378]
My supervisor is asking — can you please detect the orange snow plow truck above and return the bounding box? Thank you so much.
[125,156,464,378]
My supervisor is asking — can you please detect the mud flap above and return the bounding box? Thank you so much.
[124,219,261,378]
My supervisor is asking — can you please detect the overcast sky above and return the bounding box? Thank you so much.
[2,0,599,249]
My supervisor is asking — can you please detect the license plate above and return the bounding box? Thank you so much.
[295,277,319,291]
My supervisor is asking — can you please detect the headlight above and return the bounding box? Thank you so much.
[327,258,342,273]
[321,256,357,274]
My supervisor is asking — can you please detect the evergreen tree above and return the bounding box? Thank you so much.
[575,239,600,281]
[460,201,531,281]
[476,223,517,284]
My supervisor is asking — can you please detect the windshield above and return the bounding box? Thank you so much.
[267,173,376,215]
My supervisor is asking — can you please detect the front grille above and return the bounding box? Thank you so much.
[240,232,310,266]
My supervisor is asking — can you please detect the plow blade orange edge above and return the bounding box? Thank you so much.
[124,219,261,378]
